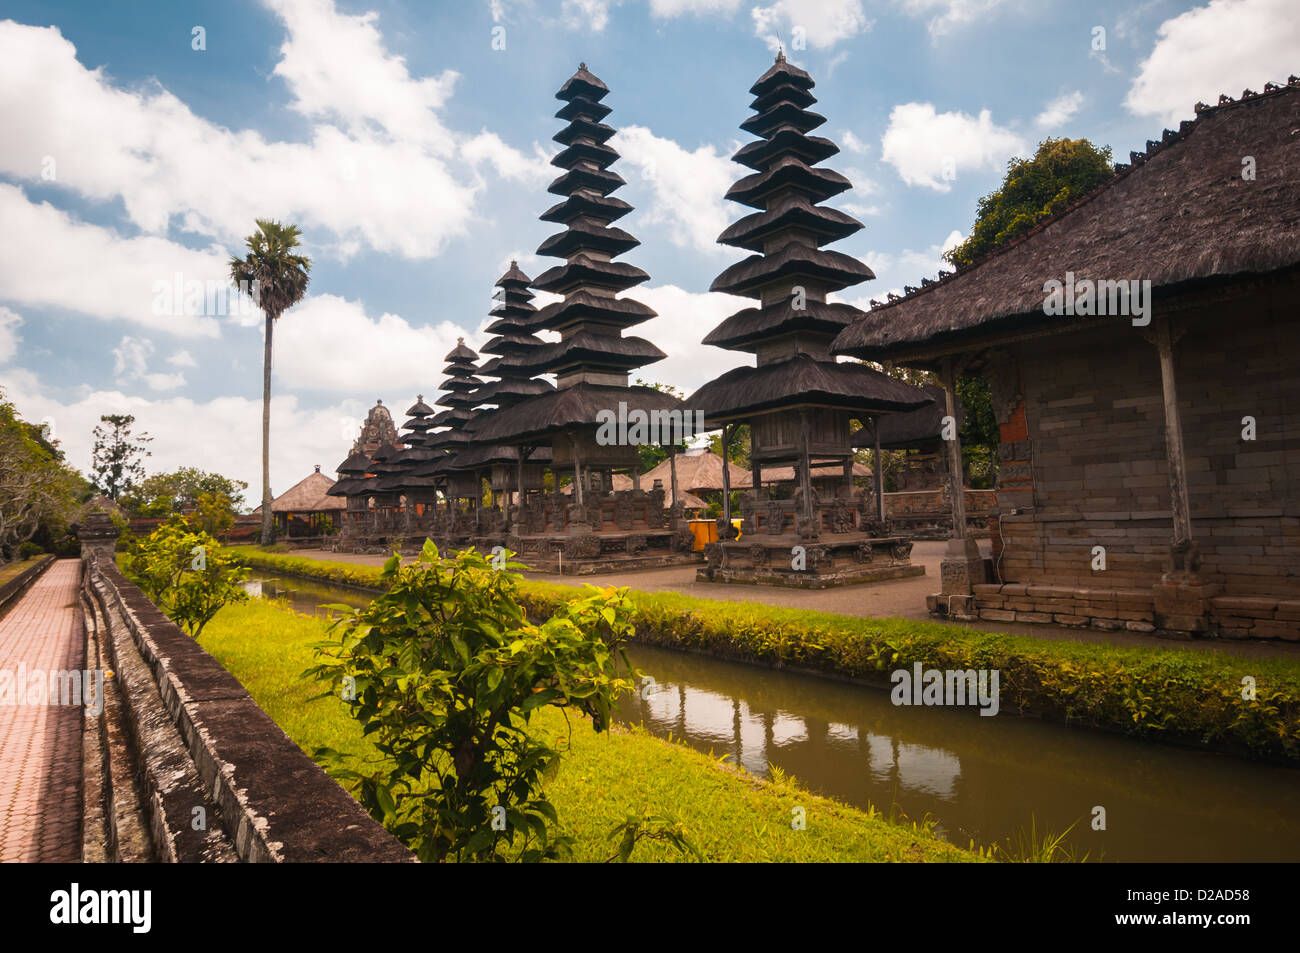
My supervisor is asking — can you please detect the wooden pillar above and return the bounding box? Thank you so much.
[1153,315,1193,552]
[942,356,968,539]
[632,459,641,491]
[720,424,732,527]
[873,416,886,523]
[569,435,584,507]
[798,410,814,530]
[669,450,679,507]
[751,429,762,491]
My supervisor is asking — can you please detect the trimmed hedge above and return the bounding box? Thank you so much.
[229,547,1300,762]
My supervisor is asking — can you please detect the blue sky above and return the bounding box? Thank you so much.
[1,0,1295,497]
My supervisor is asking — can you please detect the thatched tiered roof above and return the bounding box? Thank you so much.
[471,64,684,446]
[380,395,443,491]
[688,52,931,422]
[852,383,946,450]
[424,339,481,451]
[267,468,345,514]
[832,79,1300,361]
[641,450,753,493]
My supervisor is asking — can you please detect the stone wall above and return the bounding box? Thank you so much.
[81,550,412,862]
[968,279,1300,638]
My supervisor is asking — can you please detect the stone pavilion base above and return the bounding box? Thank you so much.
[698,534,925,589]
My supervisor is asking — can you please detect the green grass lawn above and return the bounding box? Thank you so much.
[198,597,982,863]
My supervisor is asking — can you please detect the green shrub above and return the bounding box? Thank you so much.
[17,541,43,560]
[123,516,248,638]
[305,542,640,862]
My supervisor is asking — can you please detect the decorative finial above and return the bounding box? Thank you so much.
[457,336,464,344]
[314,464,320,473]
[417,393,423,401]
[579,61,587,71]
[776,47,785,63]
[376,398,382,404]
[510,259,517,267]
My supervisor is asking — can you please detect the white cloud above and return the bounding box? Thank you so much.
[562,0,613,31]
[841,229,965,304]
[0,185,224,338]
[167,350,198,369]
[840,130,871,154]
[612,126,736,256]
[880,102,1025,191]
[650,0,742,15]
[1125,0,1300,124]
[634,285,752,394]
[752,0,873,51]
[112,336,187,391]
[900,0,1008,37]
[0,11,548,262]
[272,293,479,395]
[4,374,377,501]
[1035,90,1084,129]
[0,307,22,365]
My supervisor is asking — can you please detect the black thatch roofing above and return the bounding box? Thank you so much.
[718,195,862,251]
[687,354,933,420]
[472,383,684,444]
[335,451,373,475]
[733,129,838,172]
[710,242,873,297]
[525,290,656,333]
[702,300,864,351]
[444,340,477,362]
[532,255,650,295]
[749,52,813,96]
[536,219,640,258]
[557,64,609,103]
[540,191,632,225]
[852,383,948,449]
[725,155,850,209]
[832,80,1300,359]
[511,331,666,375]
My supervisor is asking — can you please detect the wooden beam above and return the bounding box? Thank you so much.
[873,415,886,523]
[942,356,968,540]
[720,424,732,527]
[668,450,678,507]
[798,410,813,530]
[1152,315,1194,549]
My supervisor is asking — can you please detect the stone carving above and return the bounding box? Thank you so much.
[626,534,648,555]
[827,498,854,534]
[749,543,769,567]
[854,542,875,564]
[890,540,914,561]
[765,500,784,535]
[563,533,601,559]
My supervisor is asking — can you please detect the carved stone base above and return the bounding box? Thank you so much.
[939,536,987,595]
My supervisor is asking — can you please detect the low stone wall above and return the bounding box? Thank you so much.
[884,489,997,539]
[81,551,412,862]
[942,581,1300,641]
[0,554,55,615]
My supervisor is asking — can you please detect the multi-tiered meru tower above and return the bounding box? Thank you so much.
[451,263,555,548]
[688,53,932,588]
[474,64,698,572]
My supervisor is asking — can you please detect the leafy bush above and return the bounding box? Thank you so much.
[17,541,43,560]
[123,516,248,638]
[306,542,639,862]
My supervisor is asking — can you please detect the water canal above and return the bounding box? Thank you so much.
[245,571,1300,861]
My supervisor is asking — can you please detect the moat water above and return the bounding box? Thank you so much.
[246,571,1300,861]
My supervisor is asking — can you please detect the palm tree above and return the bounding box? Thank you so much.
[230,220,311,546]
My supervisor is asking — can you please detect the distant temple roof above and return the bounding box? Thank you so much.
[832,79,1300,361]
[257,469,345,513]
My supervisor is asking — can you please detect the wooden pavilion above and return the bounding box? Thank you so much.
[832,79,1300,638]
[686,53,933,587]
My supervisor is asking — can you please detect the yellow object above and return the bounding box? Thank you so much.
[731,517,743,540]
[687,519,718,551]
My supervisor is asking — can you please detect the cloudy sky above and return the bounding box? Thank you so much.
[1,0,1295,498]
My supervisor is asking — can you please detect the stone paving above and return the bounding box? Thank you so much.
[0,560,84,862]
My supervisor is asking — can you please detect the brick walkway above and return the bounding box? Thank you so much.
[0,560,84,862]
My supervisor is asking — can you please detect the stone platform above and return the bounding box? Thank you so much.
[698,534,925,590]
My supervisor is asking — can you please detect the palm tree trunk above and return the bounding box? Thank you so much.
[260,310,275,546]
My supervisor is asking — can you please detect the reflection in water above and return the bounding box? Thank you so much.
[617,643,1300,862]
[246,571,1300,862]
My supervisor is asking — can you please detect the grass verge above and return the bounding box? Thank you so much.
[198,596,981,862]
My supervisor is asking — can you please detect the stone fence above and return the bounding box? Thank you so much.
[0,553,55,615]
[79,540,412,863]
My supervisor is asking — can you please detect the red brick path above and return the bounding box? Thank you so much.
[0,560,84,862]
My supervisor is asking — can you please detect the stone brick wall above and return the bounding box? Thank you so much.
[994,282,1298,603]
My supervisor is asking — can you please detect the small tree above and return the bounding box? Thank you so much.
[308,542,638,863]
[91,414,152,501]
[123,516,248,639]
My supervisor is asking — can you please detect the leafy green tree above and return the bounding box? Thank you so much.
[230,219,311,546]
[944,137,1113,269]
[122,516,249,638]
[0,391,86,560]
[125,467,249,517]
[91,414,151,501]
[632,379,686,471]
[308,543,639,863]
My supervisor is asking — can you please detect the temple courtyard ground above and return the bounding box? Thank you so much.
[286,541,1300,660]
